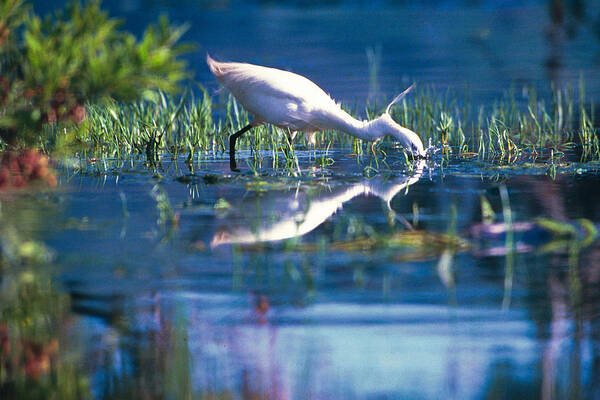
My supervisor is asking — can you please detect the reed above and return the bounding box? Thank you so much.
[47,81,599,165]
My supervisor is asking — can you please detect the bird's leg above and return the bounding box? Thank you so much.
[370,138,382,156]
[282,133,291,160]
[229,124,253,171]
[281,130,296,162]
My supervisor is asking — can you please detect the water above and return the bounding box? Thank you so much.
[4,1,600,398]
[31,1,600,105]
[2,147,600,398]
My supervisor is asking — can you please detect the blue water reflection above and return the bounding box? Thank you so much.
[23,151,594,398]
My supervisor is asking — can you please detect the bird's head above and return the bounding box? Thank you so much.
[371,83,426,158]
[372,113,426,158]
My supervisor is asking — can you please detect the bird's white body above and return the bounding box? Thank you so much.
[207,55,426,156]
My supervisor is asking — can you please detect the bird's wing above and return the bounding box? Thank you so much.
[207,56,339,130]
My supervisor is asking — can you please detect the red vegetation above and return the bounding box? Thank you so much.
[0,324,60,380]
[0,150,57,190]
[0,25,8,46]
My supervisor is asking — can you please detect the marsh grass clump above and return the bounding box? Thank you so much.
[21,79,600,168]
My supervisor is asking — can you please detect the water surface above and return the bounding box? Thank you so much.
[2,148,600,398]
[32,1,600,105]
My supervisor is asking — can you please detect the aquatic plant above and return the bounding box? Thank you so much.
[55,78,598,171]
[0,149,56,190]
[0,0,192,148]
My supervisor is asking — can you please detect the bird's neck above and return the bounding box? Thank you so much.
[322,108,380,141]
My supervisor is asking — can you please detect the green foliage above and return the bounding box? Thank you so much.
[79,90,220,160]
[0,0,193,147]
[0,0,28,47]
[435,111,454,146]
[67,81,599,168]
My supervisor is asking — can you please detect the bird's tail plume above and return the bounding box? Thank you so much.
[206,53,224,77]
[385,83,415,114]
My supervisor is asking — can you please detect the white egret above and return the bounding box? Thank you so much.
[206,54,426,171]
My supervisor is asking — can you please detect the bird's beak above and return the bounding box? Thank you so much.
[408,151,427,160]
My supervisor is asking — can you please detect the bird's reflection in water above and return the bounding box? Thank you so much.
[211,160,426,247]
